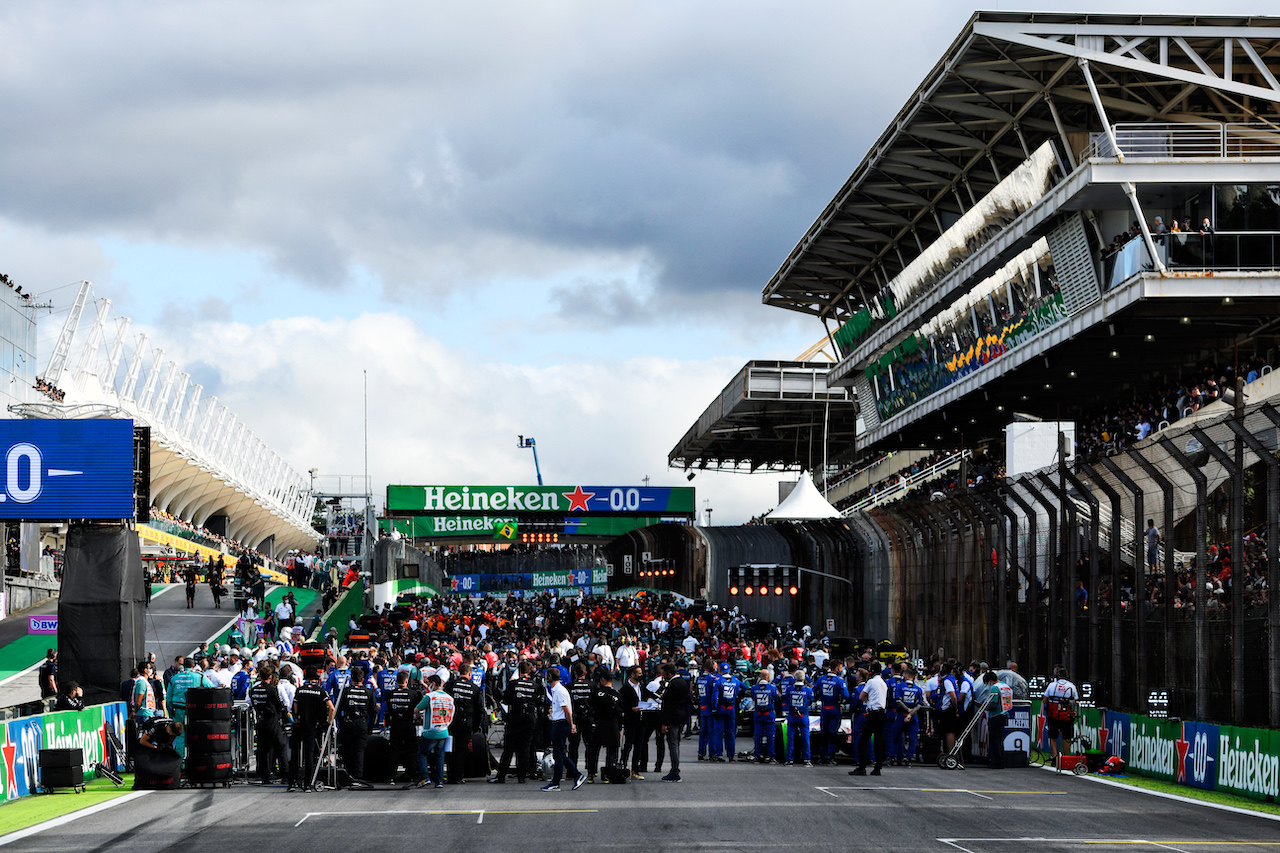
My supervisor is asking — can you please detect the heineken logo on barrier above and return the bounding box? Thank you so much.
[387,484,695,516]
[1219,733,1280,799]
[426,516,516,534]
[1128,719,1179,777]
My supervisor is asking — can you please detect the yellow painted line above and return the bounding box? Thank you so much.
[295,808,596,827]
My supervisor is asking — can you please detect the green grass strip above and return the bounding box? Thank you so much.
[0,772,138,836]
[1098,772,1280,817]
[0,634,57,681]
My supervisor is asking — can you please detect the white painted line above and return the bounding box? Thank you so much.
[476,809,484,825]
[0,660,42,688]
[1081,773,1280,823]
[964,790,993,801]
[0,790,152,847]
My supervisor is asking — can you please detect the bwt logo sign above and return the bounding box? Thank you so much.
[28,616,58,634]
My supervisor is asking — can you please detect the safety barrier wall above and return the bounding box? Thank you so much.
[1032,701,1280,803]
[0,700,128,802]
[319,580,367,643]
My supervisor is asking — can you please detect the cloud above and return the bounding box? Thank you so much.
[0,1,961,315]
[144,311,784,523]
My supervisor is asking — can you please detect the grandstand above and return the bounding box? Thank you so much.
[18,281,319,555]
[669,12,1280,729]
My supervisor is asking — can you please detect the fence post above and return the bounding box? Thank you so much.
[1062,465,1102,688]
[1099,455,1148,711]
[1079,463,1126,711]
[1017,476,1059,675]
[1154,438,1208,723]
[1002,484,1041,676]
[1036,470,1080,678]
[1191,425,1244,724]
[1238,408,1280,726]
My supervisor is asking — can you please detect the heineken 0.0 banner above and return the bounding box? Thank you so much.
[1031,700,1280,802]
[387,485,695,516]
[1,701,128,801]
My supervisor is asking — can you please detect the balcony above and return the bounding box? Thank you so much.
[1084,122,1280,160]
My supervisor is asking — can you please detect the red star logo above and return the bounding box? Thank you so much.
[450,578,459,591]
[1175,724,1191,783]
[100,724,110,767]
[1034,712,1045,747]
[1098,723,1109,756]
[1,728,17,799]
[562,486,595,513]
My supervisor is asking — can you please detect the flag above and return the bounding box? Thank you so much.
[493,521,518,541]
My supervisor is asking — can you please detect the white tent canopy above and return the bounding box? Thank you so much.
[769,471,841,521]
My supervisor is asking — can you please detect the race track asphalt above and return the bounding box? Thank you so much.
[5,752,1277,853]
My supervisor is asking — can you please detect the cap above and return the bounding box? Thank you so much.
[719,662,730,674]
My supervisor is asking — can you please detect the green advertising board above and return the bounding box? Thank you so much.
[387,484,695,516]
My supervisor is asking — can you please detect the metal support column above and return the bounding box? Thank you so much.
[1003,484,1041,675]
[1246,408,1280,726]
[1037,471,1080,676]
[1157,438,1209,723]
[1062,465,1102,687]
[1079,463,1126,709]
[1100,455,1148,710]
[1192,425,1244,723]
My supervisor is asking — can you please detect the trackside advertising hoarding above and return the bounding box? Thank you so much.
[1032,701,1280,801]
[387,485,695,517]
[0,419,135,520]
[1,701,128,801]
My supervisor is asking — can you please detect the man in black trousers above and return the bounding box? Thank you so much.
[660,663,690,782]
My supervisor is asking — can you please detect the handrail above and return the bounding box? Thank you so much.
[1083,121,1280,160]
[842,449,972,514]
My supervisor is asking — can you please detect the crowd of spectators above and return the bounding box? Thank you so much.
[831,451,964,511]
[1075,359,1269,461]
[147,506,275,567]
[34,377,65,402]
[820,450,893,492]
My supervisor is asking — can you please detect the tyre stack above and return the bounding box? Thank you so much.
[186,687,234,786]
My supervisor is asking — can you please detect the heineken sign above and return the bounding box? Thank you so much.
[387,485,695,517]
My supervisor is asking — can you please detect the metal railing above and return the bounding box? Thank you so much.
[842,449,971,514]
[1083,122,1280,160]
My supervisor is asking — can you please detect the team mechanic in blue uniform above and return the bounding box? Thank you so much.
[848,667,872,767]
[887,665,924,766]
[696,659,720,761]
[784,670,814,766]
[750,670,778,763]
[715,663,744,761]
[815,659,848,765]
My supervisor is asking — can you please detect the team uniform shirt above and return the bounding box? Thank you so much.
[751,682,778,721]
[293,683,332,733]
[893,680,925,713]
[696,672,720,713]
[785,684,814,720]
[503,677,541,731]
[230,670,252,701]
[336,683,376,730]
[323,667,352,703]
[250,679,289,724]
[1043,678,1079,719]
[717,673,744,713]
[816,672,849,710]
[568,679,595,728]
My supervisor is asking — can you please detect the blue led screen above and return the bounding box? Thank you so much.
[0,419,135,519]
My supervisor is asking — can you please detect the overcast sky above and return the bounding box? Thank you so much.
[1,1,1213,525]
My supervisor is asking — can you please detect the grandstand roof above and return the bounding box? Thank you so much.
[32,282,320,553]
[668,360,858,472]
[763,11,1280,321]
